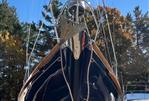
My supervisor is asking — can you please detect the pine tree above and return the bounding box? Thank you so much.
[120,6,149,91]
[0,32,25,101]
[0,1,22,36]
[142,12,149,48]
[133,6,149,48]
[94,7,133,68]
[0,1,25,101]
[40,0,62,46]
[19,0,62,71]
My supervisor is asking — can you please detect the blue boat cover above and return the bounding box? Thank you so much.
[19,45,120,101]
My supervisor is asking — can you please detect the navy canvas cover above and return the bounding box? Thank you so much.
[20,46,119,101]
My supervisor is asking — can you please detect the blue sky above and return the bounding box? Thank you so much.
[6,0,149,23]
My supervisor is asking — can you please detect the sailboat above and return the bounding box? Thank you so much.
[18,0,122,101]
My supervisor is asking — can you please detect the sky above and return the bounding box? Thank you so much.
[6,0,149,23]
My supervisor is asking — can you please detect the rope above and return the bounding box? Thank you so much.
[23,0,34,82]
[95,1,113,66]
[96,5,113,67]
[102,0,118,77]
[24,24,31,83]
[49,0,60,43]
[49,1,77,100]
[26,24,31,67]
[83,14,92,101]
[24,0,65,81]
[86,42,94,101]
[101,23,113,66]
[81,1,101,100]
[28,22,44,64]
[60,48,74,101]
[83,1,100,42]
[83,15,90,38]
[27,1,51,69]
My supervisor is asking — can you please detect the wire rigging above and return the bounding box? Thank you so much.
[24,24,31,83]
[24,1,51,81]
[49,0,75,100]
[83,0,100,42]
[86,43,94,101]
[60,48,74,101]
[82,1,102,100]
[101,0,118,77]
[23,0,34,82]
[95,0,113,66]
[101,23,113,66]
[24,0,119,100]
[49,0,60,43]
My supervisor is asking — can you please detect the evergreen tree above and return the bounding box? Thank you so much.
[0,1,25,101]
[120,6,149,91]
[40,0,62,46]
[133,6,149,48]
[19,0,62,71]
[0,1,22,36]
[0,32,25,101]
[142,12,149,48]
[94,7,133,70]
[134,6,142,46]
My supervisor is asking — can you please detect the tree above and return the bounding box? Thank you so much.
[28,0,62,64]
[142,12,149,48]
[121,47,149,81]
[41,0,62,45]
[0,32,25,101]
[16,0,62,73]
[133,6,149,48]
[119,6,149,91]
[89,7,133,73]
[0,1,22,36]
[120,46,149,91]
[0,1,25,101]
